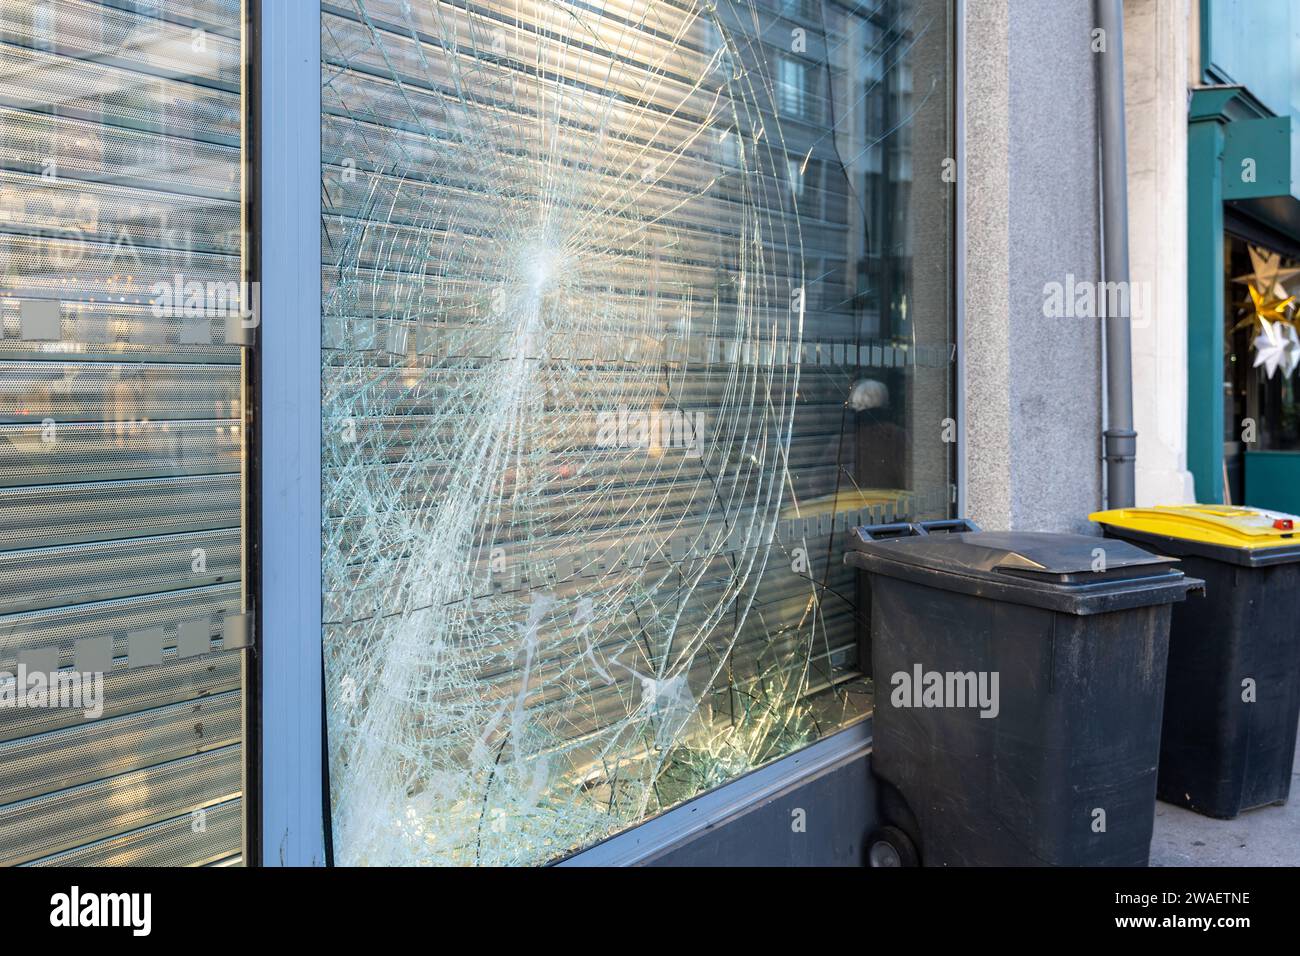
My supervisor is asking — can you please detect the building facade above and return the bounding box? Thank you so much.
[0,0,1252,867]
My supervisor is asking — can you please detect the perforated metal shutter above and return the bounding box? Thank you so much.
[0,0,248,867]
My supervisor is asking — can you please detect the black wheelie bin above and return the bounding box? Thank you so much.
[846,519,1202,866]
[1091,505,1300,818]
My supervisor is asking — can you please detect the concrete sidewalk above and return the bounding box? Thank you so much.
[1150,727,1300,867]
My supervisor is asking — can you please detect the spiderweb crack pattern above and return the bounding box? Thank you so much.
[321,0,874,866]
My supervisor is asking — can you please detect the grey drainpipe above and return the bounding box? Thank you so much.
[1096,0,1137,508]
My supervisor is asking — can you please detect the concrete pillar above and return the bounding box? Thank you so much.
[964,0,1105,533]
[1124,0,1197,505]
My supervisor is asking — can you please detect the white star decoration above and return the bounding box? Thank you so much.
[1252,317,1300,379]
[1233,245,1300,298]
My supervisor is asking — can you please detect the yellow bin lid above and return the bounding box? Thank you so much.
[1089,504,1300,551]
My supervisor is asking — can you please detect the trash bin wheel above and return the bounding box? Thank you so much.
[867,825,919,867]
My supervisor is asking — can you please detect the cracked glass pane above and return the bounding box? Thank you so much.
[321,0,952,865]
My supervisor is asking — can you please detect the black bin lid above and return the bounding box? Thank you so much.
[845,523,1199,615]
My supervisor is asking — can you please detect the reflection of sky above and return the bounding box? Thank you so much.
[1203,1,1300,195]
[1206,0,1299,122]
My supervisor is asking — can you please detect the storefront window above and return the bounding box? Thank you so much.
[1224,234,1300,504]
[321,0,953,865]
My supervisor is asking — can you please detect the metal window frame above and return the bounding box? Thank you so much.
[256,0,326,867]
[560,720,873,866]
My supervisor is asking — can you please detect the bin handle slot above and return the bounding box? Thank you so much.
[852,518,981,542]
[916,518,981,535]
[853,522,925,541]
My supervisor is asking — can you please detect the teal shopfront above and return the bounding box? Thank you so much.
[1188,0,1300,511]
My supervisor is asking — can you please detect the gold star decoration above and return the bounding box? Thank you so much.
[1245,282,1295,325]
[1230,244,1300,341]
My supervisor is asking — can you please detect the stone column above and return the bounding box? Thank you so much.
[1124,0,1197,505]
[964,0,1106,532]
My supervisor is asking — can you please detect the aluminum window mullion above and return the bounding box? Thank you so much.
[258,0,326,868]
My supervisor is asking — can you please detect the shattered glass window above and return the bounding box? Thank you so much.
[321,0,953,865]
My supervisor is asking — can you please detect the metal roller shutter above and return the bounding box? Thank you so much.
[0,0,249,867]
